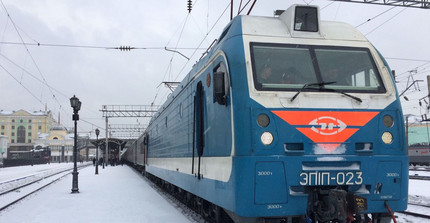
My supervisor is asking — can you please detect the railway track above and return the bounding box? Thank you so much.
[408,175,430,180]
[409,167,430,171]
[0,164,91,212]
[400,202,430,220]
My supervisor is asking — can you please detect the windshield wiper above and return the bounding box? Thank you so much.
[321,88,362,103]
[290,81,336,102]
[290,81,362,103]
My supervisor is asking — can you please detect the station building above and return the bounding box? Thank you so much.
[0,109,56,157]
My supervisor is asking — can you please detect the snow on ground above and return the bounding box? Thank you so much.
[0,164,430,222]
[0,163,193,223]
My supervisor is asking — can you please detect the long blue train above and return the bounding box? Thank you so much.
[125,4,408,222]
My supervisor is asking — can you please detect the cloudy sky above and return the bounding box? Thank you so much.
[0,0,429,137]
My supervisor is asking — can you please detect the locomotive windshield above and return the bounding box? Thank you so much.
[251,43,386,93]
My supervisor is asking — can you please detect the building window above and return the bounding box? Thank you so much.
[11,132,15,136]
[20,119,23,123]
[12,119,15,123]
[38,125,42,130]
[29,120,32,123]
[28,139,31,143]
[17,126,26,143]
[1,125,4,130]
[12,126,15,130]
[11,139,15,143]
[28,132,32,137]
[28,125,32,130]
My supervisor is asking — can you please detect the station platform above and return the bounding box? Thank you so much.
[0,163,193,223]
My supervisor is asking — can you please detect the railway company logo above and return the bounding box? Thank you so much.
[309,116,347,135]
[272,111,379,153]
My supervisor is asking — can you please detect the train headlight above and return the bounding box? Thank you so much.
[381,132,393,144]
[261,132,274,145]
[383,115,394,127]
[257,113,270,127]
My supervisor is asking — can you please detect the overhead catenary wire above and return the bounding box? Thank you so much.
[0,63,45,106]
[365,7,408,36]
[172,1,231,82]
[0,0,69,125]
[153,0,231,106]
[0,41,205,51]
[151,2,195,106]
[0,3,106,131]
[355,6,397,28]
[0,52,70,99]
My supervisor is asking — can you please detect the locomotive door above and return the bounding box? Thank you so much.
[193,81,205,179]
[192,58,232,180]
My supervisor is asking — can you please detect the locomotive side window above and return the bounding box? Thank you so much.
[251,43,386,93]
[213,62,229,105]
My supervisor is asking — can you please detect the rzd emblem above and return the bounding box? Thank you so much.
[309,116,347,136]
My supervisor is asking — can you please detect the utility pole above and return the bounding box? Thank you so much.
[427,75,430,109]
[406,116,409,147]
[105,117,109,167]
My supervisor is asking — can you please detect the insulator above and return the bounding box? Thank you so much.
[187,0,192,13]
[119,46,131,51]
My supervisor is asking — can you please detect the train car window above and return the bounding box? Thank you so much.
[213,62,229,105]
[178,103,183,118]
[251,42,386,93]
[140,141,145,154]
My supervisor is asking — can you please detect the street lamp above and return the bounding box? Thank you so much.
[95,128,100,175]
[70,95,81,193]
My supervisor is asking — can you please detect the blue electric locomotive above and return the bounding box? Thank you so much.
[128,5,408,222]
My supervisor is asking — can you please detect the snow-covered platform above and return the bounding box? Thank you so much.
[0,163,192,223]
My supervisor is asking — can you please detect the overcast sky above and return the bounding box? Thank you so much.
[0,0,429,137]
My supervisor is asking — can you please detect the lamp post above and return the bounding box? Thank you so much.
[95,128,100,175]
[70,95,81,193]
[31,149,34,166]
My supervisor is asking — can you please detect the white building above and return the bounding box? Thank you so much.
[34,126,97,162]
[0,135,8,161]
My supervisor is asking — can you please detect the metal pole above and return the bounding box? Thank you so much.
[71,113,79,193]
[406,116,409,148]
[427,75,430,146]
[95,132,99,175]
[105,117,109,167]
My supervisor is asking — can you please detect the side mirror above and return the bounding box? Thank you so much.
[214,71,228,105]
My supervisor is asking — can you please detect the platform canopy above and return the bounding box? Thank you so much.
[91,138,127,152]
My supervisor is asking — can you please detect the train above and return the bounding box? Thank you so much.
[408,144,430,166]
[124,4,408,222]
[5,144,51,166]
